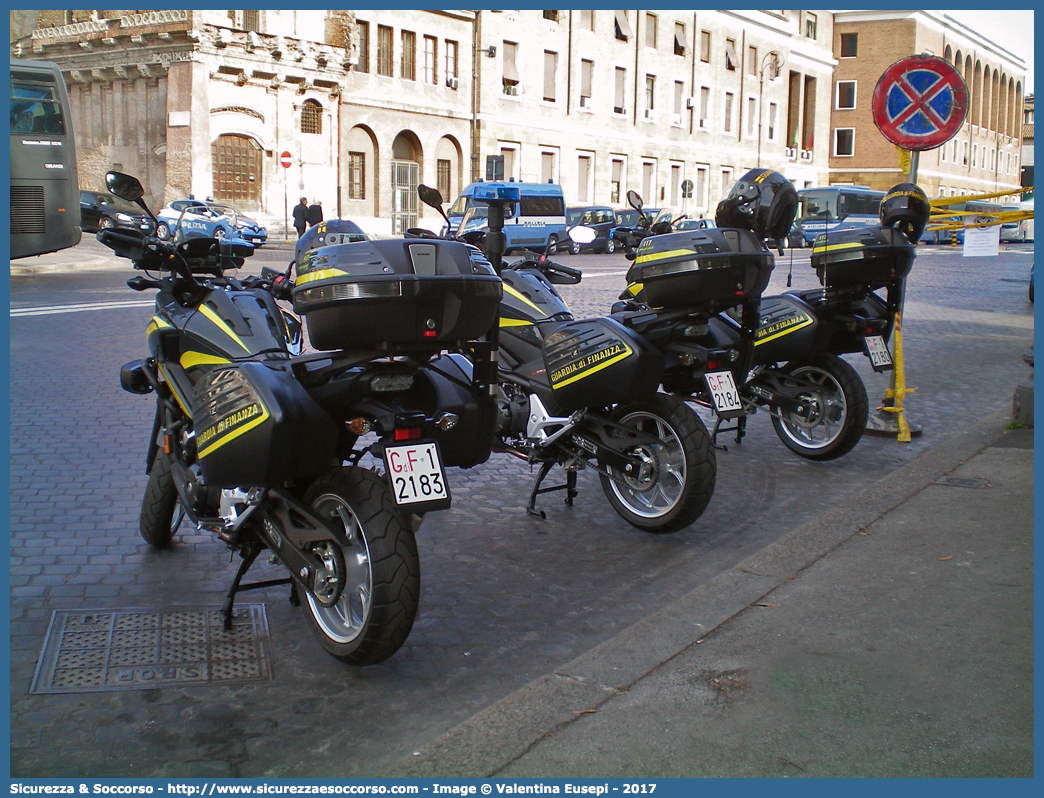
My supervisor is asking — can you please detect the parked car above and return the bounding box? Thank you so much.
[155,198,267,246]
[562,205,618,254]
[79,190,152,233]
[673,218,717,232]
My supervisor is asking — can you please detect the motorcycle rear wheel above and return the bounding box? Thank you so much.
[600,393,716,534]
[769,355,869,461]
[301,467,420,666]
[139,452,180,547]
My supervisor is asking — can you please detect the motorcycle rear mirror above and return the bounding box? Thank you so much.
[626,190,643,213]
[106,171,144,203]
[418,185,445,210]
[568,225,597,244]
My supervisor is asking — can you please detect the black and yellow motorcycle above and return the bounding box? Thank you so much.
[103,172,502,666]
[413,185,716,534]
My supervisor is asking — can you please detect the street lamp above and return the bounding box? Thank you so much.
[757,50,783,168]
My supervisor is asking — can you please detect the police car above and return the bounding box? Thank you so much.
[155,199,268,246]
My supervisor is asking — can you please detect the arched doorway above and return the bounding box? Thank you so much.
[391,131,422,234]
[211,134,263,211]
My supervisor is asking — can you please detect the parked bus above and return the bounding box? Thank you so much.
[794,185,885,246]
[923,199,1007,245]
[1000,198,1034,243]
[10,58,80,259]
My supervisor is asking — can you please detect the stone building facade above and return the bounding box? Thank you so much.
[828,11,1026,204]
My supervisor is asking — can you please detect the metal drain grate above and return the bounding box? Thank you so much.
[936,476,991,489]
[30,605,273,694]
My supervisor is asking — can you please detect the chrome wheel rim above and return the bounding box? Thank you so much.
[607,411,686,519]
[304,493,372,644]
[775,366,846,450]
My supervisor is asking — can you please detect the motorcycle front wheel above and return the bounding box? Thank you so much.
[600,393,716,534]
[769,354,869,461]
[300,467,420,666]
[139,451,181,547]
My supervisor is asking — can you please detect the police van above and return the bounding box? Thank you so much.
[451,181,567,253]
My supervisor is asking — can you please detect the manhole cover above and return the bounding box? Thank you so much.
[935,476,990,489]
[30,605,273,694]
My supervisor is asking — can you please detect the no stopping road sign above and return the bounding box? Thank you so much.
[872,55,968,151]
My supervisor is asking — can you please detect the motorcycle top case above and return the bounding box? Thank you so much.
[626,228,773,311]
[810,226,915,289]
[292,239,502,351]
[191,361,338,488]
[541,317,663,411]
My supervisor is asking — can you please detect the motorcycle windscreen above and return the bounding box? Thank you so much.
[541,317,663,412]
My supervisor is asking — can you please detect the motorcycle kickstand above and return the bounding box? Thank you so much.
[526,461,578,519]
[711,415,747,451]
[219,541,293,630]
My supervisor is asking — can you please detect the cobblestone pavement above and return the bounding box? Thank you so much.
[8,241,1034,777]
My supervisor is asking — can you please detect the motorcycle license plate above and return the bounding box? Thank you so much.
[384,441,451,510]
[864,335,894,372]
[705,370,744,418]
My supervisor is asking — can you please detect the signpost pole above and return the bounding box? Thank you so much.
[280,150,292,242]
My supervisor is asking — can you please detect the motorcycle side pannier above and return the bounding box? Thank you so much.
[810,226,916,289]
[626,229,773,311]
[292,239,502,351]
[542,318,663,411]
[192,362,339,487]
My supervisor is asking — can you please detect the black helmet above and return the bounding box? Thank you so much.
[715,168,797,244]
[879,183,930,244]
[294,219,369,265]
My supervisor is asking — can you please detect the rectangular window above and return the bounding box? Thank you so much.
[768,102,778,140]
[423,36,437,84]
[963,142,968,166]
[747,96,756,136]
[839,32,857,57]
[721,168,733,199]
[356,21,370,74]
[748,45,757,76]
[581,59,593,105]
[349,152,366,199]
[834,128,855,156]
[673,81,684,122]
[437,159,451,200]
[700,30,711,63]
[543,10,560,22]
[836,81,856,109]
[615,10,633,41]
[674,22,686,56]
[700,86,710,129]
[724,92,734,133]
[806,12,817,40]
[611,158,624,203]
[972,144,978,168]
[642,162,654,200]
[696,166,707,209]
[243,11,260,32]
[401,31,416,80]
[501,146,517,181]
[614,67,627,114]
[645,75,655,118]
[580,10,594,30]
[645,13,657,48]
[578,155,591,203]
[541,152,555,184]
[725,38,737,71]
[543,51,558,102]
[445,40,458,81]
[503,42,520,94]
[670,163,681,206]
[378,25,393,77]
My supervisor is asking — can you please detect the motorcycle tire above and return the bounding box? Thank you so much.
[769,354,869,461]
[300,467,420,666]
[599,393,716,534]
[139,451,180,547]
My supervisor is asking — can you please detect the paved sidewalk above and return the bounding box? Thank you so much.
[387,407,1033,778]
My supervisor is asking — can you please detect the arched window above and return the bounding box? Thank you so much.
[301,99,323,135]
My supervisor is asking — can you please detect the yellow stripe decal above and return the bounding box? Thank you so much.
[627,282,644,297]
[179,351,232,369]
[296,268,349,286]
[811,241,865,255]
[634,248,696,265]
[198,304,250,353]
[503,283,547,318]
[552,344,634,389]
[755,315,815,346]
[156,362,191,416]
[197,404,271,459]
[499,317,533,328]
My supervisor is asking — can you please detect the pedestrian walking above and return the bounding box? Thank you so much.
[293,197,308,238]
[307,200,324,228]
